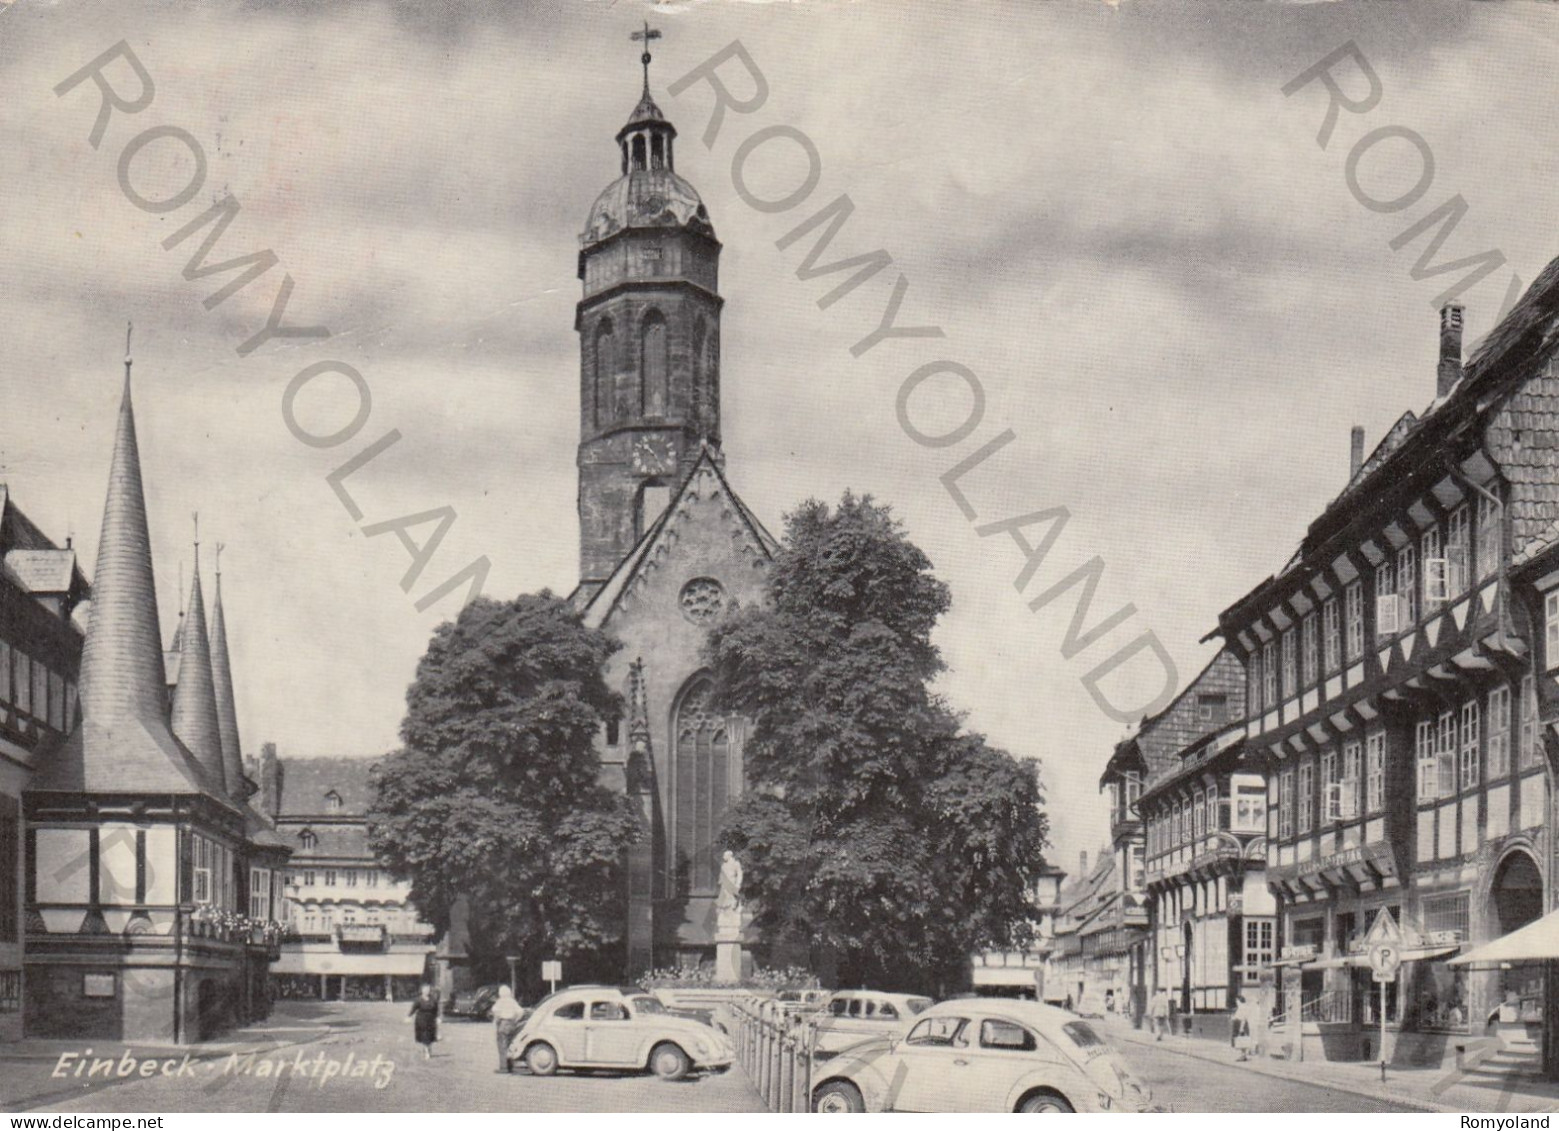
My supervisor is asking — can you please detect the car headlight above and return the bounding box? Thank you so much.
[694,1040,710,1055]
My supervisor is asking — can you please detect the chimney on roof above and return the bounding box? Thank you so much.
[1079,850,1088,876]
[260,741,281,818]
[1438,303,1465,397]
[1350,426,1365,480]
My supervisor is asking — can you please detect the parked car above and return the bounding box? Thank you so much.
[445,983,504,1021]
[809,998,1161,1113]
[508,985,733,1081]
[808,990,934,1059]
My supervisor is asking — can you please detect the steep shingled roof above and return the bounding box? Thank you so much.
[210,569,245,797]
[275,756,379,817]
[170,551,228,790]
[31,370,230,803]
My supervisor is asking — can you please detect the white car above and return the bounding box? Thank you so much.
[508,986,733,1081]
[809,990,934,1058]
[809,998,1161,1113]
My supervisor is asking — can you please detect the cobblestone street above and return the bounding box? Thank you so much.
[1,1003,765,1114]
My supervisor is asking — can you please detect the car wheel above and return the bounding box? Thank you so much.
[524,1042,559,1077]
[649,1042,690,1081]
[813,1081,866,1113]
[1018,1091,1075,1113]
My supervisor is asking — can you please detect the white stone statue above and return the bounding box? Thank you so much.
[716,850,743,912]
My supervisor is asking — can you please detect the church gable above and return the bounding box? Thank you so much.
[583,448,773,634]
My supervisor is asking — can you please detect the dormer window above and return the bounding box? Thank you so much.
[324,791,342,812]
[299,829,317,850]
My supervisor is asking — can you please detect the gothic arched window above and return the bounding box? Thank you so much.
[641,311,668,417]
[594,318,615,426]
[672,677,730,893]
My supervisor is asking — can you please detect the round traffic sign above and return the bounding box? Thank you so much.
[1368,942,1401,977]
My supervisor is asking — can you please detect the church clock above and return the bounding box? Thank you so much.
[631,435,677,476]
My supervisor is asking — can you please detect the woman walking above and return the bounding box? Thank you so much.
[407,983,440,1059]
[491,985,526,1073]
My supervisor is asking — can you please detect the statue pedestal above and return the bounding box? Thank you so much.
[714,907,743,983]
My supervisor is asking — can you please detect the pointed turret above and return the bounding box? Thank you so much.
[209,549,246,797]
[33,337,229,800]
[170,537,226,787]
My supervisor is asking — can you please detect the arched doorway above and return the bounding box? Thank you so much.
[1489,849,1546,1036]
[1493,850,1544,935]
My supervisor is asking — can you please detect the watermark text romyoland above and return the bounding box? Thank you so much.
[667,42,1178,724]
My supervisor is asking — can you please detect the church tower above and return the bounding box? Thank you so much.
[575,31,723,596]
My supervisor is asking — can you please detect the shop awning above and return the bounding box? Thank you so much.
[1269,955,1312,968]
[1304,946,1459,971]
[272,950,432,976]
[1305,955,1369,970]
[1450,910,1559,966]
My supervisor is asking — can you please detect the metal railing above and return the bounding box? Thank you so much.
[727,997,816,1112]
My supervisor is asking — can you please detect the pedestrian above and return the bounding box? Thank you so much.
[407,982,440,1059]
[1231,995,1252,1062]
[491,985,526,1073]
[1148,987,1170,1041]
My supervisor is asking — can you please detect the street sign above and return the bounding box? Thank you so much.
[1369,941,1401,980]
[541,960,562,990]
[1363,907,1402,949]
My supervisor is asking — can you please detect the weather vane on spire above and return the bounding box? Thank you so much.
[124,321,133,380]
[631,19,661,96]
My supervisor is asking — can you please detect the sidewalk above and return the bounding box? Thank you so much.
[1101,1014,1559,1114]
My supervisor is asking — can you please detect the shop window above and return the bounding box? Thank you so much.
[0,971,19,1014]
[1423,891,1470,938]
[1243,918,1275,984]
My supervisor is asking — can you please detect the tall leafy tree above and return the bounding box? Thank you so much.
[709,494,1050,994]
[368,592,640,987]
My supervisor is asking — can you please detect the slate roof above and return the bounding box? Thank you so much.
[4,548,81,594]
[274,756,379,817]
[274,818,371,861]
[210,571,245,796]
[32,371,233,806]
[169,554,228,791]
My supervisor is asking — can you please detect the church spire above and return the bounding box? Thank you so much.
[170,520,226,787]
[209,542,246,798]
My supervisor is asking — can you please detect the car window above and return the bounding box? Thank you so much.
[1061,1021,1106,1050]
[830,998,849,1017]
[907,998,933,1015]
[980,1019,1037,1052]
[630,996,666,1015]
[553,1002,585,1021]
[847,999,864,1018]
[878,1002,898,1019]
[905,1016,969,1047]
[591,1001,628,1021]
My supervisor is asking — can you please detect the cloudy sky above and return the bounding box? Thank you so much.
[4,0,1558,874]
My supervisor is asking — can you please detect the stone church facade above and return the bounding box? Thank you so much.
[568,73,774,975]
